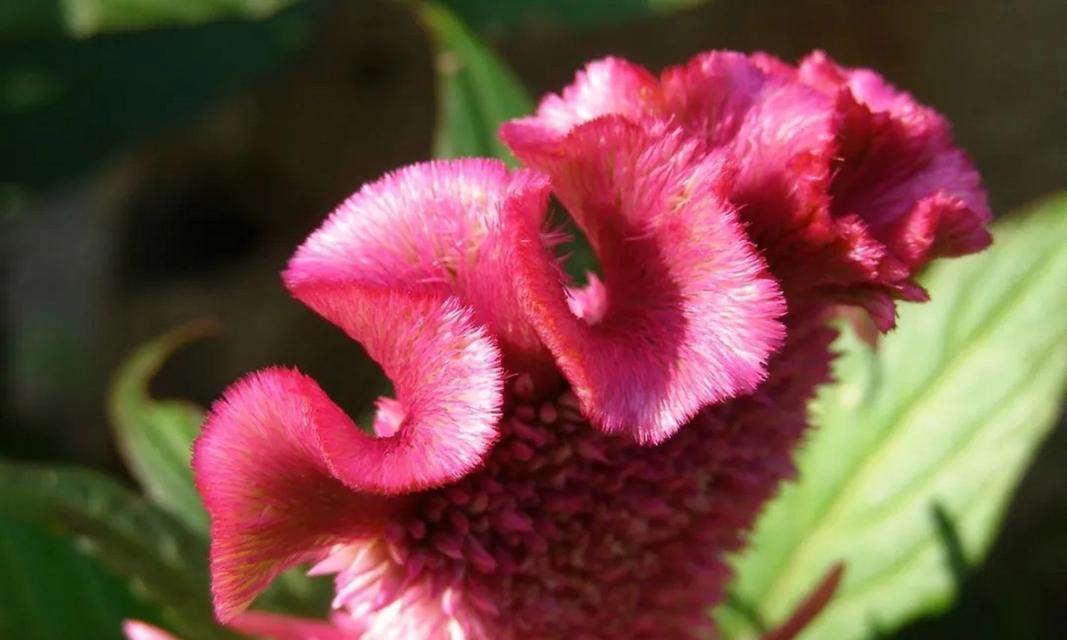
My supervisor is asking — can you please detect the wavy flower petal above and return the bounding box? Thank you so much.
[287,287,504,492]
[503,51,992,329]
[503,52,855,297]
[795,51,992,259]
[502,57,663,156]
[195,369,393,621]
[661,52,845,286]
[195,289,504,620]
[285,158,555,374]
[507,116,786,444]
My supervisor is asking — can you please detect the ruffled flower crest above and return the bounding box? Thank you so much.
[194,150,785,626]
[502,50,992,329]
[506,116,786,443]
[191,49,993,640]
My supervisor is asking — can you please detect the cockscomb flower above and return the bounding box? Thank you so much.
[194,126,789,638]
[501,50,992,330]
[191,50,991,640]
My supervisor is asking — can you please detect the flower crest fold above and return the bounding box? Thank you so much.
[506,115,786,443]
[502,50,992,329]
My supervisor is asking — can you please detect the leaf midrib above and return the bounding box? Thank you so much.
[840,330,1066,529]
[754,241,1063,615]
[808,336,1066,606]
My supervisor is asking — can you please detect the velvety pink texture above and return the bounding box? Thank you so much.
[193,49,992,639]
[196,154,786,630]
[298,307,834,640]
[506,116,785,443]
[275,289,504,493]
[502,50,992,329]
[284,159,555,376]
[195,368,401,621]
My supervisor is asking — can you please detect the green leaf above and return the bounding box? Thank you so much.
[0,462,236,640]
[417,1,533,164]
[0,514,162,640]
[109,320,217,535]
[0,0,301,38]
[60,0,300,37]
[720,194,1067,639]
[443,0,708,31]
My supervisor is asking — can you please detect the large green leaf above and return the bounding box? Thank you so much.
[0,462,235,640]
[109,320,215,535]
[418,1,533,164]
[720,194,1067,639]
[0,514,161,640]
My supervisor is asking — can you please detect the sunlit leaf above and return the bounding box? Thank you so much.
[0,514,162,640]
[720,193,1067,639]
[418,1,532,164]
[109,320,216,534]
[0,462,236,640]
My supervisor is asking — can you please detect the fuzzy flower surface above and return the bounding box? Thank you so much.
[502,50,992,330]
[186,50,991,640]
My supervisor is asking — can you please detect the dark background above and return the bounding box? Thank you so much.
[3,1,1065,637]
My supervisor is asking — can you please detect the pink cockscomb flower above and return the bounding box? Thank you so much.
[192,50,991,640]
[502,50,992,330]
[195,127,789,639]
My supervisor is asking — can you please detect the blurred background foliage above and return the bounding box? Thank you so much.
[2,0,1065,638]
